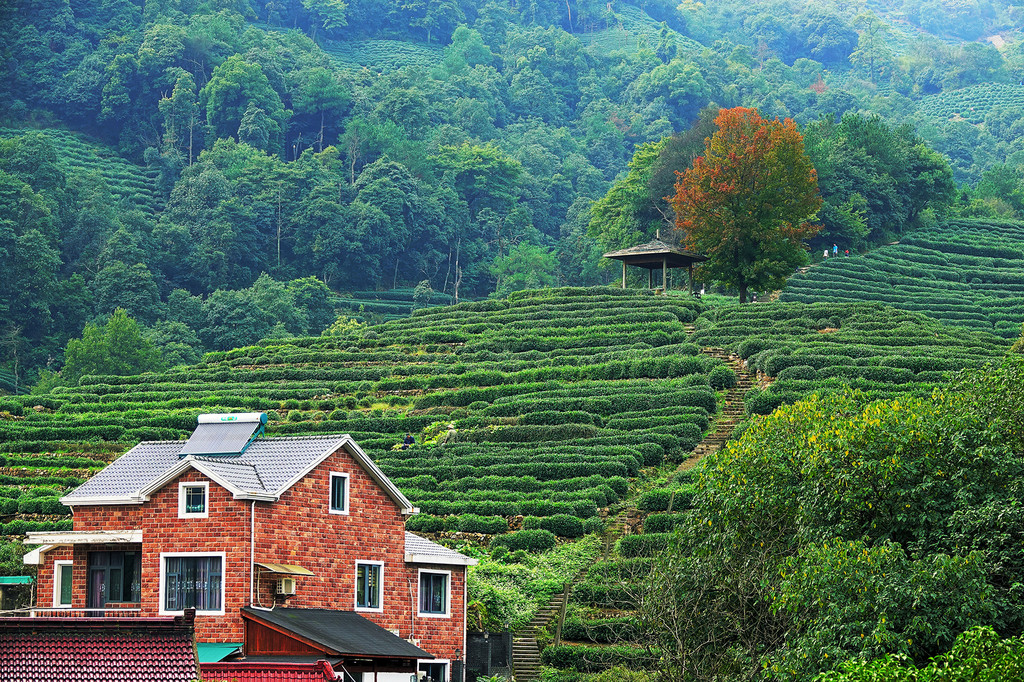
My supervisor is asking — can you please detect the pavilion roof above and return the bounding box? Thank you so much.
[602,238,706,269]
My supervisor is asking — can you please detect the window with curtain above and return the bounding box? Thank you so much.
[163,555,223,612]
[87,551,141,607]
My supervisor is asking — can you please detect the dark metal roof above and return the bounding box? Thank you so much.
[603,238,707,269]
[241,607,431,659]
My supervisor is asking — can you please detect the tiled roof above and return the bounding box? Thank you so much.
[192,457,266,492]
[405,531,479,566]
[0,616,198,681]
[63,435,347,502]
[603,238,706,261]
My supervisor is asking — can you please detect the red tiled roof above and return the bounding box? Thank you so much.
[202,660,336,681]
[0,616,199,682]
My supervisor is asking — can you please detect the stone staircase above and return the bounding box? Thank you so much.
[511,512,630,681]
[678,347,755,471]
[511,602,557,681]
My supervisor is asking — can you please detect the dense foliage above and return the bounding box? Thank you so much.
[632,354,1024,681]
[2,0,1022,384]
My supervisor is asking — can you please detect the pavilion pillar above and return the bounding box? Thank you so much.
[663,257,667,292]
[648,269,652,289]
[622,261,626,288]
[688,263,694,294]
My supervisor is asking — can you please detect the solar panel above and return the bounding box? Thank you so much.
[179,413,266,457]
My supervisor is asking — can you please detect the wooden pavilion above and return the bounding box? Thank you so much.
[603,236,707,294]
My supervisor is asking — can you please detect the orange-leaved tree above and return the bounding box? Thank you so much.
[670,107,822,303]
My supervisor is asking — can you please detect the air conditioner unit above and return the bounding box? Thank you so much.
[277,577,296,596]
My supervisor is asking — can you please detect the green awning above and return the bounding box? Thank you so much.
[196,642,242,663]
[0,576,34,585]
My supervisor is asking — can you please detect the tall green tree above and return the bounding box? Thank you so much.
[200,55,289,155]
[62,309,164,384]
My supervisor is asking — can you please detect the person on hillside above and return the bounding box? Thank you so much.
[402,432,414,449]
[833,243,838,256]
[823,249,828,259]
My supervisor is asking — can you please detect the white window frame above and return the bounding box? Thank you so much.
[158,551,226,616]
[53,560,73,607]
[417,659,450,682]
[178,481,209,519]
[417,569,451,618]
[353,560,384,612]
[329,472,349,515]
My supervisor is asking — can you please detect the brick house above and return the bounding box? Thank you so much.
[23,413,476,682]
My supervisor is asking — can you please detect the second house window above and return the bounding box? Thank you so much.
[355,562,382,610]
[162,554,224,613]
[418,570,450,617]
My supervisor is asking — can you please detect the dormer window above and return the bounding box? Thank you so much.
[329,472,349,515]
[178,481,209,518]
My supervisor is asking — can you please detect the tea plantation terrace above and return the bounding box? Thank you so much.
[3,288,733,539]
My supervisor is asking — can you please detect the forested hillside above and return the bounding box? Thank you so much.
[3,0,1024,388]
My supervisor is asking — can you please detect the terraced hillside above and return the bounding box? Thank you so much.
[781,218,1024,338]
[320,38,443,71]
[694,300,1009,414]
[0,128,164,215]
[1,288,735,538]
[915,83,1024,125]
[335,287,455,323]
[578,5,702,57]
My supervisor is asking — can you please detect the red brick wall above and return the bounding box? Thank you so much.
[250,447,467,661]
[51,444,467,661]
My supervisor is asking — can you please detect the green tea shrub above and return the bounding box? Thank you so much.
[406,514,445,532]
[569,582,636,609]
[709,365,737,389]
[541,644,660,672]
[523,514,585,538]
[636,487,694,511]
[1,518,73,534]
[644,512,688,533]
[560,615,639,644]
[456,514,509,534]
[778,364,817,381]
[617,533,672,557]
[490,529,557,552]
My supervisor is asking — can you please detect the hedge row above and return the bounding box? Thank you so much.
[541,645,661,672]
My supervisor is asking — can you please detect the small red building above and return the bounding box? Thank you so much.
[23,413,475,682]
